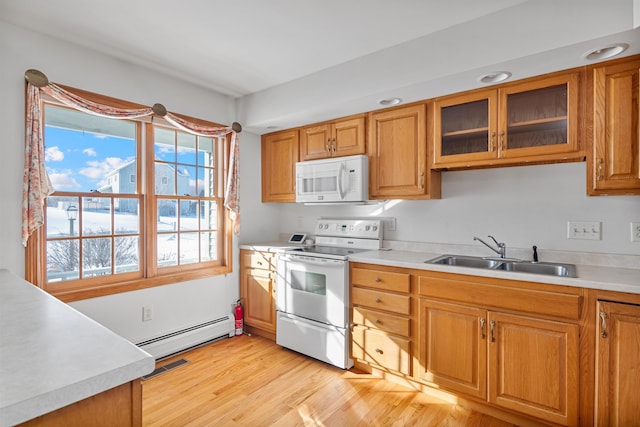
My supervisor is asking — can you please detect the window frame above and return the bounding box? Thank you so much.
[25,86,233,302]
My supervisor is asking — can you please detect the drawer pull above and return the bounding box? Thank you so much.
[480,317,486,339]
[375,319,382,324]
[597,158,604,181]
[375,277,382,283]
[600,311,608,338]
[375,298,382,303]
[375,348,384,354]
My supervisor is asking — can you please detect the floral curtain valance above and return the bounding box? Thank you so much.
[22,69,241,246]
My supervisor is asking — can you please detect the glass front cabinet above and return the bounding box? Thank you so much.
[433,71,583,169]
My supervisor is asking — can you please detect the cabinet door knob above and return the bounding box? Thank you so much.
[499,131,505,152]
[375,348,384,354]
[489,132,496,152]
[490,320,496,342]
[375,319,383,324]
[375,277,382,282]
[480,317,486,339]
[375,297,382,303]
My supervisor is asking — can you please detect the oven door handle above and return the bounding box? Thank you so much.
[281,254,345,266]
[279,314,333,332]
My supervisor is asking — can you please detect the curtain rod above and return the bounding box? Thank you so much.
[24,68,242,133]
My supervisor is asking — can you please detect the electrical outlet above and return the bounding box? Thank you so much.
[631,222,640,242]
[567,221,601,240]
[142,305,153,322]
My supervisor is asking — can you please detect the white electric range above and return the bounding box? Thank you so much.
[275,218,382,369]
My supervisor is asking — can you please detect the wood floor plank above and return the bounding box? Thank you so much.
[142,335,518,426]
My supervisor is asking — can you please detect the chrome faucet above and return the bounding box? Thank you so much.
[473,235,506,258]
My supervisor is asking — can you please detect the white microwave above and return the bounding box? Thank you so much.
[295,155,368,203]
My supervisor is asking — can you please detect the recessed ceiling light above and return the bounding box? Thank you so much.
[584,43,629,61]
[378,97,402,106]
[478,71,512,84]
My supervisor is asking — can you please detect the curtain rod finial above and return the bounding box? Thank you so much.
[24,69,49,87]
[232,122,242,133]
[152,103,167,116]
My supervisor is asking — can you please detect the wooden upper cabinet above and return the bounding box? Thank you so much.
[368,103,441,199]
[261,129,299,202]
[300,115,366,161]
[588,55,640,195]
[433,71,583,169]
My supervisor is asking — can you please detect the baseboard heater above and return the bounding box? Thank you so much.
[136,315,234,359]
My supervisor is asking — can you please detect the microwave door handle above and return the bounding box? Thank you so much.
[337,163,346,200]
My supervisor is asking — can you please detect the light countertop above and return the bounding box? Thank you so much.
[349,249,640,295]
[242,241,640,295]
[0,270,155,426]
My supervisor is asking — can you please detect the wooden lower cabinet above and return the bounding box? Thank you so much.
[352,325,411,375]
[488,311,579,425]
[350,264,413,376]
[18,380,142,427]
[418,298,488,399]
[240,250,277,338]
[418,298,579,425]
[595,300,640,426]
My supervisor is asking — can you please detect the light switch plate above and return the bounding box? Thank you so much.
[631,222,640,242]
[567,221,601,240]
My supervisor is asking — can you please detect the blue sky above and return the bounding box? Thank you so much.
[44,126,136,192]
[44,124,213,196]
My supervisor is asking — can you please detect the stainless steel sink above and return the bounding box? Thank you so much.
[426,255,577,278]
[427,255,503,269]
[496,261,577,277]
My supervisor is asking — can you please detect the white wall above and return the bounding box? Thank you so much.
[271,162,640,257]
[0,21,261,343]
[1,20,638,346]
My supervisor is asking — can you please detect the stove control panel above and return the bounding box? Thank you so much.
[315,219,383,239]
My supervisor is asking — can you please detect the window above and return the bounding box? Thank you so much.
[31,93,231,300]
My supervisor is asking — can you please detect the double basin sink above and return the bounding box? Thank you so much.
[426,254,577,278]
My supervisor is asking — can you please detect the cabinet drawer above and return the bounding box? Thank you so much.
[351,267,411,293]
[241,251,275,271]
[352,326,411,375]
[352,307,410,337]
[352,287,411,315]
[418,274,582,321]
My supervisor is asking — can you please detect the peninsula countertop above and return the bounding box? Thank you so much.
[0,270,155,427]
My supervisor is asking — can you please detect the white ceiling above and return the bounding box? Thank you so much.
[1,0,639,133]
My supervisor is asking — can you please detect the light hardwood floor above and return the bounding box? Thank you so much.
[142,335,517,426]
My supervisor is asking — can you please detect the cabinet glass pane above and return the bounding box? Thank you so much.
[441,99,489,156]
[506,84,568,149]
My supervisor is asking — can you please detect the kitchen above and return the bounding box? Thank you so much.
[1,1,640,426]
